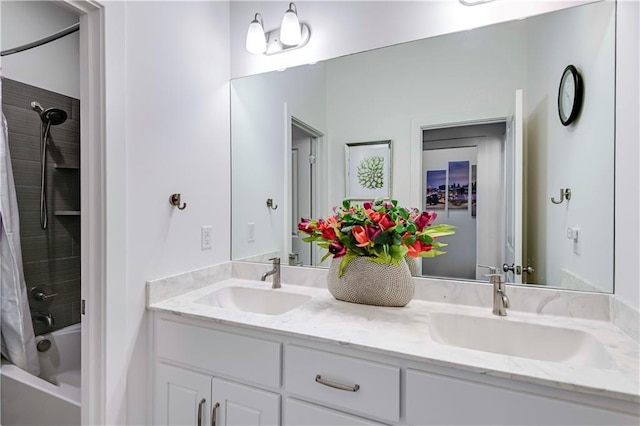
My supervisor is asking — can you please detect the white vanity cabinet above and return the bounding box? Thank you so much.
[151,313,639,426]
[153,316,282,426]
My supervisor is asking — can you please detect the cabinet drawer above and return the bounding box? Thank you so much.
[156,318,281,388]
[285,398,387,426]
[285,345,400,423]
[406,368,638,425]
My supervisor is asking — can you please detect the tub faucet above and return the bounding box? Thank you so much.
[34,312,54,328]
[261,257,281,289]
[489,273,510,316]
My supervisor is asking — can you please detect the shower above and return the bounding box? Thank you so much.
[31,101,68,229]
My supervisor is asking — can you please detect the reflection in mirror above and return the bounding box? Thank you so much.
[231,2,615,293]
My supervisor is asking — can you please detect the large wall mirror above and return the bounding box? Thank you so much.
[231,1,615,294]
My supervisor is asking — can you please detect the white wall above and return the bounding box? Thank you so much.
[525,2,615,292]
[100,1,232,424]
[231,64,327,261]
[0,1,79,98]
[614,0,640,310]
[230,0,595,79]
[324,22,527,209]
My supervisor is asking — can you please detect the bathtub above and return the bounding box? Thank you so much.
[1,323,81,426]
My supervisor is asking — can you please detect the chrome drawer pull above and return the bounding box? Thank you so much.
[211,402,220,426]
[197,398,206,426]
[315,374,360,392]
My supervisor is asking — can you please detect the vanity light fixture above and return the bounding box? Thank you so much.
[246,13,267,54]
[245,2,310,56]
[280,3,302,45]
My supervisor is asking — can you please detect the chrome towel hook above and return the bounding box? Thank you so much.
[169,193,187,210]
[266,198,278,210]
[551,188,571,205]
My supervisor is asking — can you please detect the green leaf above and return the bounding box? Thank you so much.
[342,199,351,209]
[321,252,332,262]
[389,244,408,260]
[404,235,417,246]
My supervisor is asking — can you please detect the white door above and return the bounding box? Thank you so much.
[504,89,524,284]
[284,398,385,426]
[291,125,314,266]
[211,377,280,426]
[155,363,212,426]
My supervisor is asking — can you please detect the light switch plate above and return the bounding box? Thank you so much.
[201,226,212,250]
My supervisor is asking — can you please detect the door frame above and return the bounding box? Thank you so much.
[58,1,108,424]
[410,115,508,279]
[283,105,325,262]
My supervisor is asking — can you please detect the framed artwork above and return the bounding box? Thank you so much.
[448,160,469,209]
[425,170,446,209]
[345,140,392,200]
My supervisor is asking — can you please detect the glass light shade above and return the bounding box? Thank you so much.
[246,19,266,54]
[280,9,301,46]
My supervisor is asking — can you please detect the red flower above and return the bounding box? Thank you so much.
[379,214,395,230]
[363,201,373,209]
[322,227,337,241]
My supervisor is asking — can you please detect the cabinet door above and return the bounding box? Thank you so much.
[156,363,212,426]
[211,377,280,426]
[284,398,387,426]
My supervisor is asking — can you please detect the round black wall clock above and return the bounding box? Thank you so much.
[558,65,583,126]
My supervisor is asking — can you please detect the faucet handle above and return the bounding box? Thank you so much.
[477,264,498,274]
[268,257,280,264]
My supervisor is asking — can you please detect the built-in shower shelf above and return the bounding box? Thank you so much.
[54,211,81,216]
[54,163,79,170]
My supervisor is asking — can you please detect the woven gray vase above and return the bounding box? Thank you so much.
[327,257,415,307]
[405,256,420,277]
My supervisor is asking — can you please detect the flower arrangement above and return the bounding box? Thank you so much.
[298,199,455,276]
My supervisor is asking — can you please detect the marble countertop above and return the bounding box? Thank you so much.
[148,276,640,405]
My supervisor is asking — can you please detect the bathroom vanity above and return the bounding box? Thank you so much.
[147,263,639,426]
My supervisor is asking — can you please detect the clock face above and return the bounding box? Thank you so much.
[558,65,582,126]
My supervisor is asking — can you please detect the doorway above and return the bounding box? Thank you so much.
[421,122,506,280]
[290,118,321,266]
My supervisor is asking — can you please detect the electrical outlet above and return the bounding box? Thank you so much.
[201,226,212,250]
[248,223,256,242]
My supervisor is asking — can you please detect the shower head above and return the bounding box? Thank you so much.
[30,101,67,126]
[42,108,67,126]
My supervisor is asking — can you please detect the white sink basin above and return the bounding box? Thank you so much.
[194,286,312,315]
[428,312,616,369]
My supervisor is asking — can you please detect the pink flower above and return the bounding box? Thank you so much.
[366,225,381,242]
[415,211,437,231]
[363,201,373,209]
[298,218,314,234]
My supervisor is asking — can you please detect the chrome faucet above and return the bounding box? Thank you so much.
[477,265,510,316]
[489,273,510,316]
[261,257,281,289]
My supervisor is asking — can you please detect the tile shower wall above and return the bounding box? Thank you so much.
[2,78,80,335]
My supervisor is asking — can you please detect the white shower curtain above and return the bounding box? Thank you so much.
[0,112,40,375]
